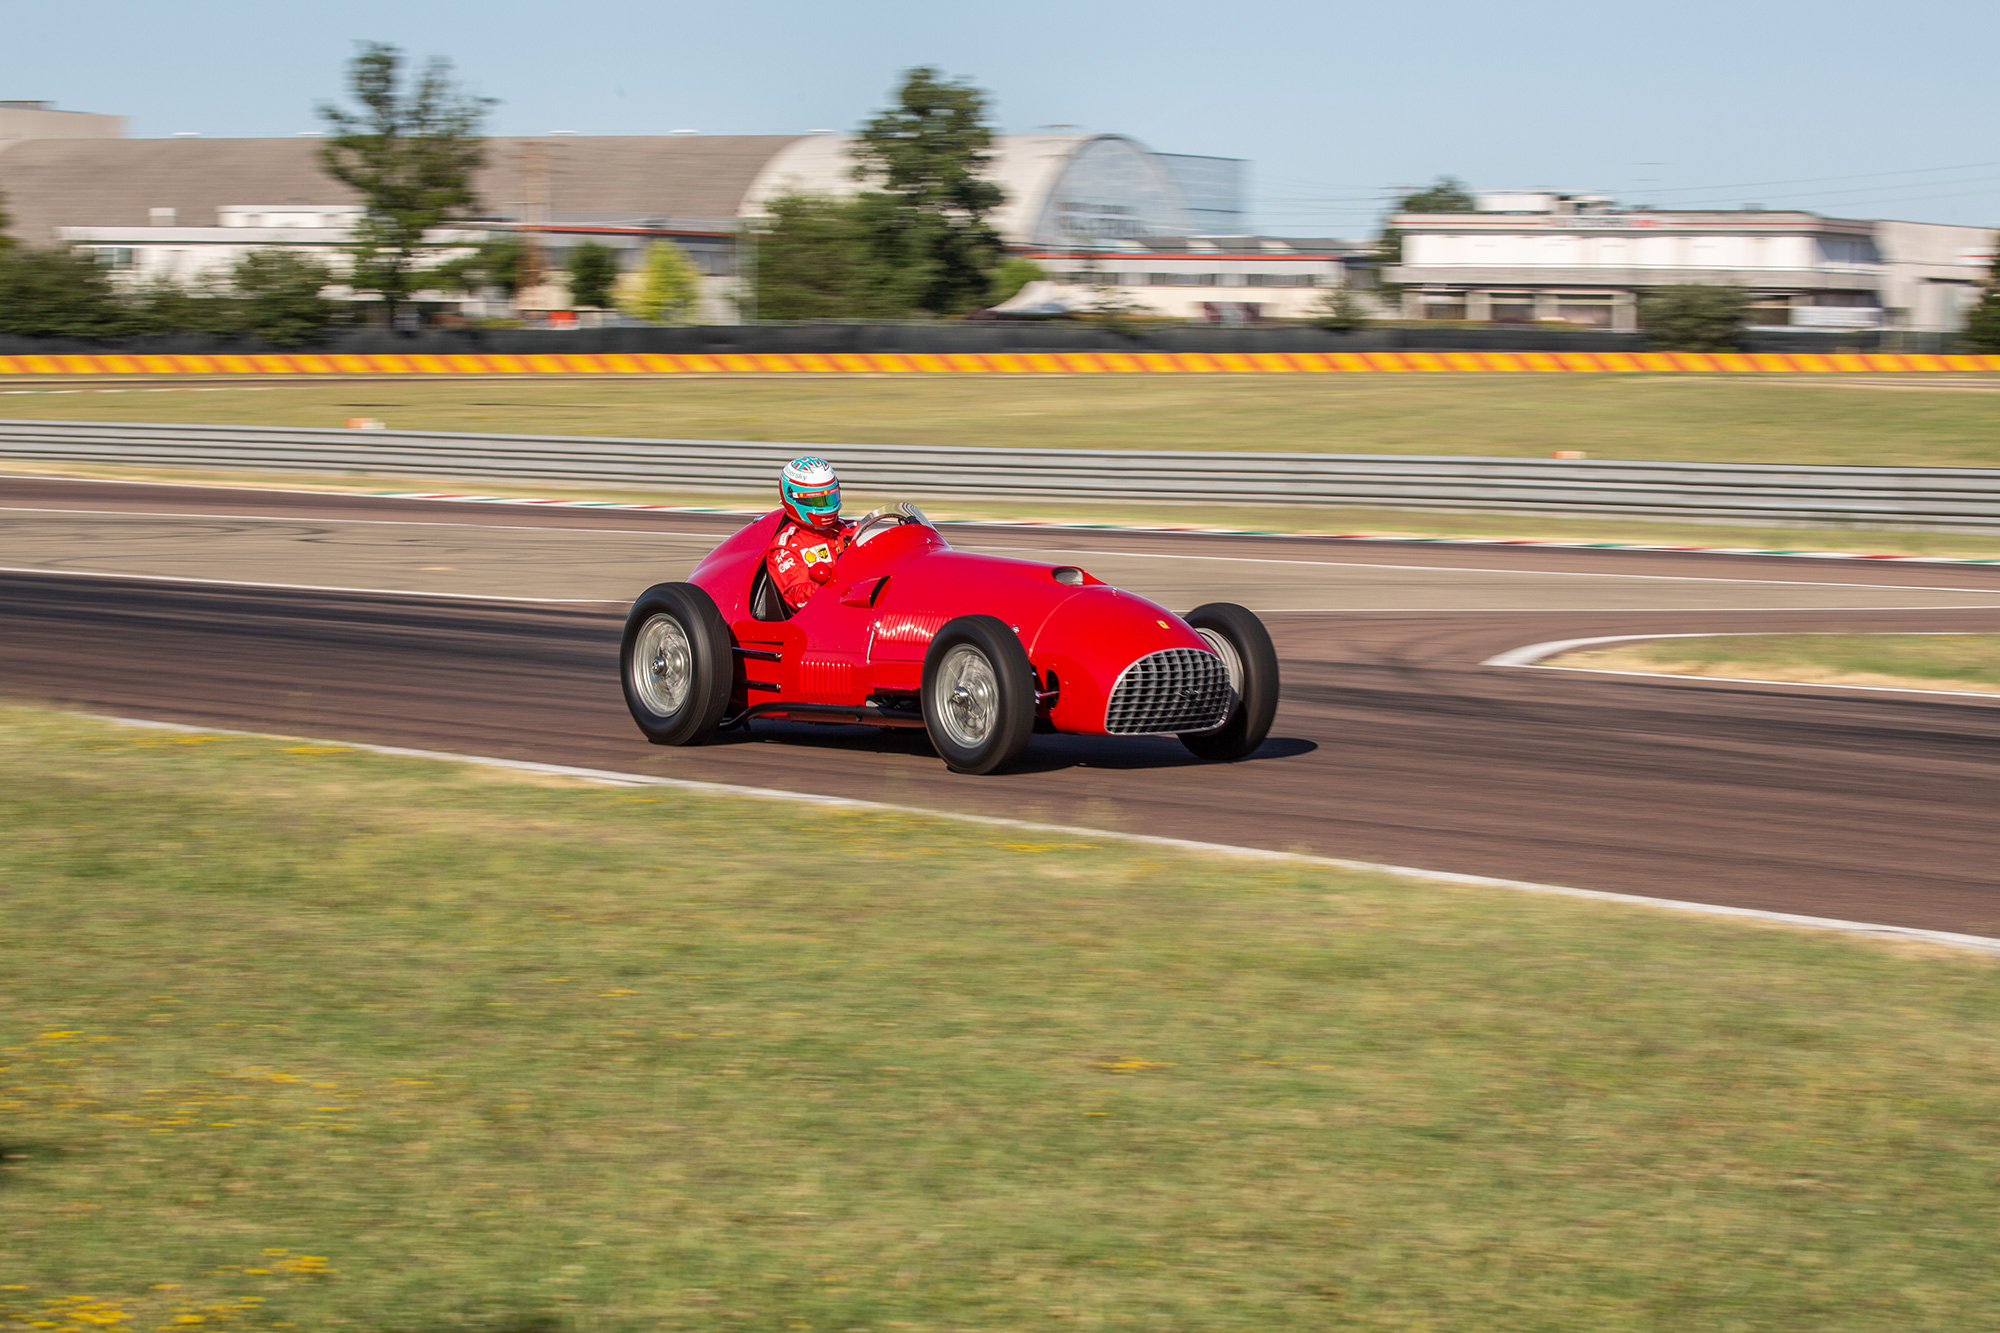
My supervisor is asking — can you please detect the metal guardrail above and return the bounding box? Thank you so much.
[6,419,2000,532]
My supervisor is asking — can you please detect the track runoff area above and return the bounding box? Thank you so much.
[4,470,2000,950]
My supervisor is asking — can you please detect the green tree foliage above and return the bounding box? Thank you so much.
[435,234,526,298]
[850,67,1006,315]
[1396,176,1477,214]
[1639,284,1749,352]
[750,194,924,320]
[1310,282,1372,331]
[617,241,704,324]
[987,256,1045,306]
[1377,175,1477,284]
[125,277,239,338]
[1959,235,2000,352]
[316,42,492,323]
[231,250,338,346]
[0,247,131,339]
[567,241,620,309]
[0,189,15,254]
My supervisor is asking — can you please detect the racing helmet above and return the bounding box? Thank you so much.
[780,455,842,532]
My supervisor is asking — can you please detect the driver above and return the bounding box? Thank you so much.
[765,455,856,611]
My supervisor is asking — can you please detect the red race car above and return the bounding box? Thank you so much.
[619,503,1278,774]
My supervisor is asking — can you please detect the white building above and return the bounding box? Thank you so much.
[997,236,1367,322]
[1391,191,1994,333]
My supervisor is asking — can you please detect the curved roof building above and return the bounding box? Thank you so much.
[0,130,1241,247]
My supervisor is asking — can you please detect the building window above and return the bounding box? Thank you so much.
[1554,295,1615,327]
[1746,296,1794,327]
[1419,293,1467,320]
[1488,293,1537,324]
[90,248,137,271]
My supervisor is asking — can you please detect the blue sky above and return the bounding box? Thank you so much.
[9,0,1998,235]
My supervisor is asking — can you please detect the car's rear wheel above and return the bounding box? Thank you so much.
[1178,602,1279,762]
[620,582,734,745]
[922,615,1036,775]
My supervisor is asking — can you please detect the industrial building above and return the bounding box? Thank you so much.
[0,111,1286,319]
[1390,190,1993,333]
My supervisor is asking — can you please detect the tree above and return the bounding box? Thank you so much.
[1376,175,1477,292]
[0,247,131,339]
[231,250,338,346]
[851,67,1006,315]
[435,234,525,299]
[750,194,925,320]
[1309,281,1371,331]
[567,241,620,309]
[317,42,492,325]
[617,241,704,324]
[0,189,15,255]
[1396,176,1476,214]
[1960,234,2000,352]
[987,256,1045,306]
[125,276,239,338]
[1639,284,1748,352]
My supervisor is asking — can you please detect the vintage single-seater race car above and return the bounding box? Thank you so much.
[619,503,1278,775]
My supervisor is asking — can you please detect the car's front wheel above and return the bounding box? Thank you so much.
[1178,602,1279,761]
[921,615,1036,775]
[620,582,734,745]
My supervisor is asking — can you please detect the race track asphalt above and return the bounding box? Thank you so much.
[5,473,2000,936]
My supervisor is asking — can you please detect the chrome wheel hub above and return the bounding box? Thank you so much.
[934,644,999,748]
[631,613,693,717]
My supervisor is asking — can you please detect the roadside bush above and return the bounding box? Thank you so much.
[230,249,339,346]
[986,256,1045,306]
[0,246,132,339]
[1639,283,1748,352]
[566,241,619,309]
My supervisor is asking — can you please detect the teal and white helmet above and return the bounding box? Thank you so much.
[780,455,842,531]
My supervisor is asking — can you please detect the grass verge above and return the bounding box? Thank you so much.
[7,371,2000,466]
[11,456,2000,562]
[3,706,1999,1330]
[1556,633,2000,695]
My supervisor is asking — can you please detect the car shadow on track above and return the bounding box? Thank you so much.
[703,721,1315,773]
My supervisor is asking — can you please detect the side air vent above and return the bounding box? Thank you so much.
[1052,566,1085,585]
[1104,648,1233,735]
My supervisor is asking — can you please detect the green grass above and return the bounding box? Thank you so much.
[5,708,2000,1331]
[7,371,2000,466]
[1557,633,2000,694]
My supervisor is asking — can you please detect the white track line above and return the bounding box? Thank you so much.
[1485,631,2000,701]
[70,710,2000,961]
[0,565,617,603]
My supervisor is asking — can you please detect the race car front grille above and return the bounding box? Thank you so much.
[1104,648,1233,735]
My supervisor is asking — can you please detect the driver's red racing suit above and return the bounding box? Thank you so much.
[765,519,855,611]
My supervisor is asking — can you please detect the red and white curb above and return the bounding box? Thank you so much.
[77,710,2000,961]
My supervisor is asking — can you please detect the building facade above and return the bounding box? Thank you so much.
[1390,191,1993,333]
[999,237,1367,321]
[1,118,1254,320]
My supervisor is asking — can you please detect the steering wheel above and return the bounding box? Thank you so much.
[850,502,932,547]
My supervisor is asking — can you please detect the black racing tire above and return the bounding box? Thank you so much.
[1178,602,1280,762]
[620,582,734,746]
[921,615,1037,775]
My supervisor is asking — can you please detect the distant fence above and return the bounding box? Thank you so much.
[8,419,2000,531]
[3,350,1999,376]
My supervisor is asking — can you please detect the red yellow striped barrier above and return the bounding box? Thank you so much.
[1,350,1997,377]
